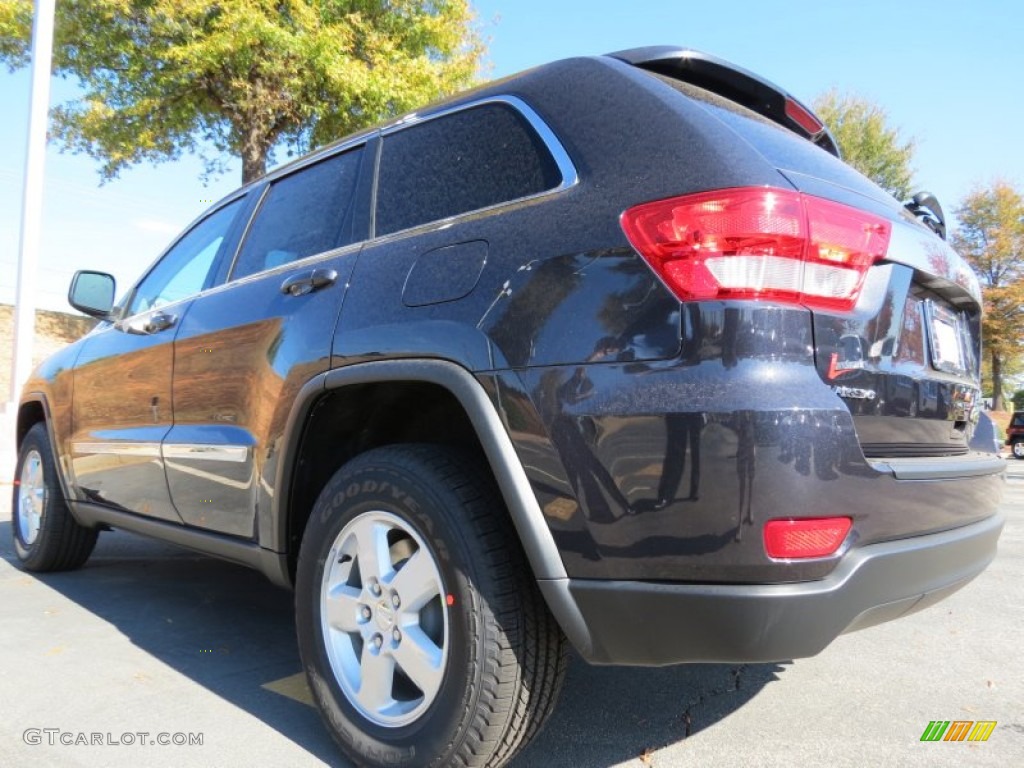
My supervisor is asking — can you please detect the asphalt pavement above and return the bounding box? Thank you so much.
[1,462,1021,767]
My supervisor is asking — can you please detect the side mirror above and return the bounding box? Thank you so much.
[68,270,116,319]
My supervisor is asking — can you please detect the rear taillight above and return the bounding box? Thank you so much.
[620,187,891,312]
[763,517,852,559]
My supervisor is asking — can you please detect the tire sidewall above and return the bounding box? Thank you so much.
[296,457,485,767]
[12,426,58,565]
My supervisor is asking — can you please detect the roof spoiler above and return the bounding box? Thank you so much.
[608,46,841,158]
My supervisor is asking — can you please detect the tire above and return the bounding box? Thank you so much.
[295,444,567,768]
[1013,440,1024,460]
[12,422,98,571]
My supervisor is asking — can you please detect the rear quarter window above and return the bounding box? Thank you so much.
[375,102,563,236]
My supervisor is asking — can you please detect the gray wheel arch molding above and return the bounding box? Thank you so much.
[270,359,570,583]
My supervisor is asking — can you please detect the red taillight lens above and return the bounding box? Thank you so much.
[763,517,852,559]
[620,187,891,312]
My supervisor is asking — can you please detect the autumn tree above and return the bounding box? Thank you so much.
[813,90,916,199]
[0,0,484,183]
[951,181,1024,410]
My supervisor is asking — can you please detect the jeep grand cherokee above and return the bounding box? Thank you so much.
[12,46,1005,768]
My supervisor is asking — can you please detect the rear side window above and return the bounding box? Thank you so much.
[1012,413,1024,427]
[231,147,364,280]
[375,102,562,236]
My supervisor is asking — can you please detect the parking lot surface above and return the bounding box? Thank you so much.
[1,462,1022,767]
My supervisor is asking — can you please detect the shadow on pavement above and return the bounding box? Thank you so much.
[512,657,788,767]
[0,520,339,764]
[2,520,788,767]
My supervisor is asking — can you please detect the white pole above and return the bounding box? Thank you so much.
[9,0,56,406]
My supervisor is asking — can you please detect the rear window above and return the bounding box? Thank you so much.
[375,102,563,236]
[649,73,895,206]
[1012,413,1024,428]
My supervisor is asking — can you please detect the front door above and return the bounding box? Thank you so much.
[70,198,247,520]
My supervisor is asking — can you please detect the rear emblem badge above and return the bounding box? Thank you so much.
[832,385,877,400]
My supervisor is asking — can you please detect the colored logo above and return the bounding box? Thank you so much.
[920,720,996,742]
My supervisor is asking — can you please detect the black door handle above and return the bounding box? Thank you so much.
[280,268,338,297]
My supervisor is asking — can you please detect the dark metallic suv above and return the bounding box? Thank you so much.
[12,46,1005,768]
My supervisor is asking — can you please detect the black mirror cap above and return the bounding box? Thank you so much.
[68,270,116,319]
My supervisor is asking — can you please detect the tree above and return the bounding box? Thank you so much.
[1013,389,1024,411]
[951,181,1024,411]
[0,1,484,184]
[812,90,916,199]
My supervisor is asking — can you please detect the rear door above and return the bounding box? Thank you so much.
[164,142,371,538]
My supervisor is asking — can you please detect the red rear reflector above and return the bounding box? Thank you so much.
[763,517,852,559]
[621,187,891,312]
[785,97,824,136]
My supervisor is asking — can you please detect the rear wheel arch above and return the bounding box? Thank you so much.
[273,360,570,587]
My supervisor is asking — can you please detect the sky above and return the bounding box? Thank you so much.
[1,0,1022,311]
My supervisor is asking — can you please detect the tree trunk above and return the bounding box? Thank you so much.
[240,121,270,185]
[991,350,1004,411]
[241,144,267,185]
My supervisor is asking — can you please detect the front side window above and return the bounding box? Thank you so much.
[128,198,244,315]
[230,148,364,281]
[375,102,563,237]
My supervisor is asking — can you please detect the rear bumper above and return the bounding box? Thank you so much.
[539,512,1004,666]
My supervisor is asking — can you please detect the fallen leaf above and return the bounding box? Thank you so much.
[639,747,654,766]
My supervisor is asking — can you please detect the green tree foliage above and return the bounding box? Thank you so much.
[951,181,1024,411]
[0,0,484,183]
[1012,389,1024,411]
[0,0,31,66]
[812,90,916,199]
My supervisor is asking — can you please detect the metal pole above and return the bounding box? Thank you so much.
[9,0,56,406]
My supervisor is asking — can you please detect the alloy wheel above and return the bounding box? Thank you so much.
[319,510,449,727]
[17,449,45,546]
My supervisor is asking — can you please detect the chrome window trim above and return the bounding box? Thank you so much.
[114,241,364,326]
[371,95,579,242]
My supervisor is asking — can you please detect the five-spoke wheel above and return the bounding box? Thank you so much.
[320,510,448,727]
[12,423,98,571]
[296,445,567,768]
